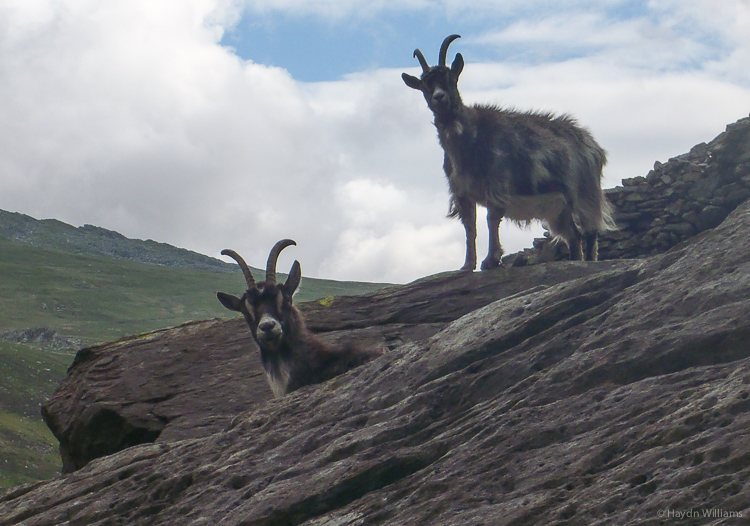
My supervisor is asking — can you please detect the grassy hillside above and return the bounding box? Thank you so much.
[0,341,70,488]
[0,234,388,489]
[0,209,235,271]
[1,237,229,345]
[0,236,386,346]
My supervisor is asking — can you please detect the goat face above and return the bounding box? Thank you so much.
[402,34,464,118]
[217,240,301,353]
[219,281,298,351]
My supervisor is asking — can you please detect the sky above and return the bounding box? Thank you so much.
[1,1,749,284]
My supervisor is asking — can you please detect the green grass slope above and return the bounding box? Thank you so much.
[0,236,386,345]
[0,237,234,345]
[0,341,70,488]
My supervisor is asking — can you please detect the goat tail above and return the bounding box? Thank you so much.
[598,194,618,232]
[572,135,618,234]
[447,196,460,219]
[575,186,617,234]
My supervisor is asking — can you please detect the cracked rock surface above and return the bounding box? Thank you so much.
[3,203,750,524]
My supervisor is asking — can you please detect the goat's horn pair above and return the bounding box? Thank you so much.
[221,249,256,289]
[266,239,296,285]
[439,34,461,67]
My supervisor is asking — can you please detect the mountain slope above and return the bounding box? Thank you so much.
[0,235,387,347]
[0,210,233,272]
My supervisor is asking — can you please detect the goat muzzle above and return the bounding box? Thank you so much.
[256,314,283,348]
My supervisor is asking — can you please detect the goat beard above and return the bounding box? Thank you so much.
[257,332,283,352]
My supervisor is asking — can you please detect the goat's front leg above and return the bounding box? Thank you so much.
[481,207,504,270]
[455,197,477,271]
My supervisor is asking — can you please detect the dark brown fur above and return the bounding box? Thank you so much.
[217,240,383,397]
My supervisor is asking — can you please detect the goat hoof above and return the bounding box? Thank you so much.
[459,261,476,271]
[480,258,501,271]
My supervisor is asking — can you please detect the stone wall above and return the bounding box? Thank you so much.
[515,114,750,264]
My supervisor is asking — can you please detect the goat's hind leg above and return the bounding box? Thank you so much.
[583,232,598,261]
[568,231,584,261]
[481,207,504,270]
[551,210,584,261]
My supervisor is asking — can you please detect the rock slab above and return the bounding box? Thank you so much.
[40,257,631,474]
[2,201,750,524]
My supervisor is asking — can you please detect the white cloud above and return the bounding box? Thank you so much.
[232,0,432,19]
[1,0,749,284]
[319,222,464,283]
[336,179,408,226]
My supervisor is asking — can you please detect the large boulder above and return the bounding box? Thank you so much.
[40,258,628,474]
[2,200,750,524]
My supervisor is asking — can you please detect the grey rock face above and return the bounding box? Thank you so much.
[2,197,749,526]
[598,116,750,259]
[39,260,630,475]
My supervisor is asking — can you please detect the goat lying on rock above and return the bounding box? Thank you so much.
[217,239,383,397]
[403,34,615,269]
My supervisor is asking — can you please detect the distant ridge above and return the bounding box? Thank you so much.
[0,209,236,272]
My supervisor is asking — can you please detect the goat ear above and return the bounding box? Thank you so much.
[451,53,464,78]
[217,292,243,312]
[284,260,301,297]
[402,72,423,90]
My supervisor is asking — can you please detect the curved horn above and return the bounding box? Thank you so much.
[221,249,256,289]
[438,34,461,67]
[413,49,430,73]
[266,239,296,285]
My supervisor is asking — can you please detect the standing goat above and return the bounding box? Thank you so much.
[217,239,383,398]
[403,34,615,269]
